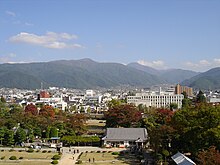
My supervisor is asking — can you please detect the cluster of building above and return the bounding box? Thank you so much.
[127,84,193,109]
[0,84,200,112]
[0,87,125,113]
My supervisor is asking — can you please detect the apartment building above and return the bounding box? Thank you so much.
[175,84,193,97]
[127,92,184,109]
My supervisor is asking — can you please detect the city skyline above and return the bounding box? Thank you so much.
[0,0,220,71]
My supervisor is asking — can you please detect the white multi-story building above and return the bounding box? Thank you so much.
[127,92,184,109]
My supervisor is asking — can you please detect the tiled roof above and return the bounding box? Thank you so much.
[102,128,148,141]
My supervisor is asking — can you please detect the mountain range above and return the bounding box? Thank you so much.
[0,58,219,90]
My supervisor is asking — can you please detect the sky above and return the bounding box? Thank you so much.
[0,0,220,72]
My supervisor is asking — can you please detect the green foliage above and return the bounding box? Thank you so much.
[1,156,5,160]
[9,156,17,160]
[9,148,14,152]
[170,103,178,110]
[61,135,100,145]
[50,127,58,137]
[27,148,34,153]
[196,90,206,103]
[19,157,24,159]
[0,127,6,145]
[3,130,14,146]
[52,155,61,160]
[51,160,59,164]
[76,160,82,164]
[0,99,88,146]
[162,149,169,157]
[0,60,164,89]
[182,67,220,90]
[33,127,42,137]
[0,96,6,103]
[15,128,26,144]
[112,152,119,155]
[172,105,220,156]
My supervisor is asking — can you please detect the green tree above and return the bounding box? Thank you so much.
[33,127,42,137]
[50,127,58,137]
[170,103,178,111]
[0,96,6,103]
[196,90,206,103]
[0,127,6,145]
[171,104,220,155]
[3,129,14,146]
[107,99,122,109]
[15,128,26,144]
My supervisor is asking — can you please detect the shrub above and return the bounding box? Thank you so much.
[112,152,119,155]
[27,148,34,153]
[96,150,101,153]
[77,159,82,164]
[85,151,88,153]
[42,150,47,153]
[19,150,23,152]
[36,150,40,152]
[19,157,24,159]
[108,151,112,153]
[9,149,14,152]
[1,149,4,152]
[9,156,17,160]
[90,151,94,153]
[52,155,61,160]
[48,150,52,153]
[102,151,107,153]
[1,156,5,160]
[51,160,58,164]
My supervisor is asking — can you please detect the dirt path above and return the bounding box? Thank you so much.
[58,147,125,165]
[58,153,76,165]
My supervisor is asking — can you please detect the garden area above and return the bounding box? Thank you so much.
[0,149,60,165]
[76,150,142,165]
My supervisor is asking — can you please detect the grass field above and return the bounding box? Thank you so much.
[0,162,51,165]
[78,151,141,165]
[0,150,56,165]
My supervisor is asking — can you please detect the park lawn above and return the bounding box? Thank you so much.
[0,150,55,159]
[86,120,106,127]
[79,152,140,165]
[0,161,51,165]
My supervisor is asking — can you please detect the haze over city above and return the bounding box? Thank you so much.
[1,0,220,72]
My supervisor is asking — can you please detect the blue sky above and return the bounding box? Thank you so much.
[0,0,220,71]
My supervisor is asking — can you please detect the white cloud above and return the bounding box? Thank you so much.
[184,58,220,71]
[214,58,220,64]
[6,10,16,17]
[9,32,83,49]
[137,60,167,69]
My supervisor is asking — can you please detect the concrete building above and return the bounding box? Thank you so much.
[127,92,184,109]
[175,84,193,97]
